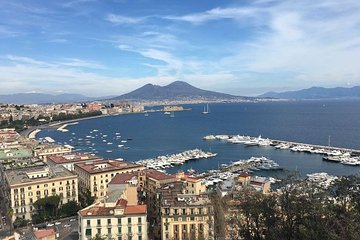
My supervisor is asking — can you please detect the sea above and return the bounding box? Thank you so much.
[37,100,360,178]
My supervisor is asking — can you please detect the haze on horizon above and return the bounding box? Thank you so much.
[0,0,360,97]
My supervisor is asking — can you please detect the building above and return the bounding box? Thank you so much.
[33,145,72,161]
[0,128,20,142]
[157,182,214,240]
[47,153,102,171]
[4,165,78,221]
[0,148,33,160]
[175,172,206,195]
[78,190,148,240]
[34,229,56,240]
[74,160,144,198]
[236,173,271,194]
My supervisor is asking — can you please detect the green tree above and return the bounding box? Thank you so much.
[59,201,81,217]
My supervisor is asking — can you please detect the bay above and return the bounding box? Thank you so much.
[38,100,360,177]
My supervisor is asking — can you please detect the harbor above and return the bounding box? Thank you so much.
[204,134,360,166]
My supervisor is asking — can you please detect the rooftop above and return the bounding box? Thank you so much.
[5,165,77,186]
[34,229,55,239]
[75,160,143,174]
[79,201,146,217]
[47,153,102,164]
[108,172,138,185]
[145,169,177,181]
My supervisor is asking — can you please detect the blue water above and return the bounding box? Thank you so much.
[38,101,360,177]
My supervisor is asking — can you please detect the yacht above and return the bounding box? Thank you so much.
[202,104,210,114]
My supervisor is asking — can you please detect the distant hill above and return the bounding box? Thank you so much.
[259,86,360,100]
[0,93,96,104]
[111,81,243,101]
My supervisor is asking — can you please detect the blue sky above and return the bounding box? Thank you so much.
[1,0,360,97]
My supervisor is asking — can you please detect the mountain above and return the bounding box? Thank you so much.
[0,93,96,104]
[112,81,242,101]
[259,86,360,100]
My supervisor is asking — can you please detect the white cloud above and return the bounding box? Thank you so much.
[59,58,105,69]
[105,14,144,25]
[165,7,258,24]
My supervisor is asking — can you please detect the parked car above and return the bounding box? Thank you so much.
[46,223,54,227]
[55,222,61,226]
[63,224,71,228]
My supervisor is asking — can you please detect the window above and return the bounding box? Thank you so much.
[87,220,90,226]
[28,192,32,196]
[138,236,142,240]
[108,219,111,225]
[138,217,141,223]
[118,227,122,234]
[198,208,202,214]
[97,228,101,235]
[190,209,194,215]
[36,191,40,196]
[182,209,186,215]
[37,185,39,189]
[128,218,131,224]
[138,226,142,233]
[128,226,132,234]
[97,219,101,226]
[85,229,92,236]
[28,186,31,190]
[29,198,33,204]
[44,184,48,187]
[108,228,111,234]
[174,209,178,215]
[118,218,122,225]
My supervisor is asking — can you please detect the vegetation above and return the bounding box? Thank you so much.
[13,218,30,228]
[216,174,360,240]
[31,196,80,224]
[78,188,95,208]
[52,110,102,121]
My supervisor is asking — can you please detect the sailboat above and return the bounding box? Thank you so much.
[202,104,210,114]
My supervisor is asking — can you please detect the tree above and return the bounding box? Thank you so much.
[34,195,61,221]
[7,208,14,234]
[59,201,81,217]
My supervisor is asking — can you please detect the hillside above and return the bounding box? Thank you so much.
[111,81,241,101]
[259,86,360,100]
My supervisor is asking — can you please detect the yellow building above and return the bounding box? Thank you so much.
[158,182,214,240]
[33,144,72,161]
[4,165,78,222]
[74,160,144,198]
[175,171,206,195]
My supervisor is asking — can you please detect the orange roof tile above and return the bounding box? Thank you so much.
[124,205,147,215]
[34,229,55,239]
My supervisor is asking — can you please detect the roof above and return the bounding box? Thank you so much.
[34,229,55,239]
[182,174,200,182]
[48,153,102,164]
[5,165,77,186]
[145,169,176,181]
[239,172,252,178]
[124,205,147,215]
[79,201,146,217]
[74,160,143,174]
[108,172,138,185]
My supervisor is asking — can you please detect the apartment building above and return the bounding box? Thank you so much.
[47,153,102,171]
[158,182,214,240]
[33,145,72,161]
[78,190,148,240]
[4,165,78,221]
[74,160,144,198]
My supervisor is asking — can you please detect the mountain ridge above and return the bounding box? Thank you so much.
[259,86,360,99]
[111,81,242,101]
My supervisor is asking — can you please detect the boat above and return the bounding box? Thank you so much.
[202,104,210,114]
[187,168,196,174]
[118,145,124,148]
[164,111,171,115]
[145,113,149,117]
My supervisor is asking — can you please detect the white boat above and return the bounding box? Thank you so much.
[118,145,124,148]
[121,140,127,143]
[164,111,171,115]
[202,104,210,114]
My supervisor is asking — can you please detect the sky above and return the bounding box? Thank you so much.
[1,0,360,97]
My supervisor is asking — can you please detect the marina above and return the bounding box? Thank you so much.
[204,134,360,166]
[135,149,217,170]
